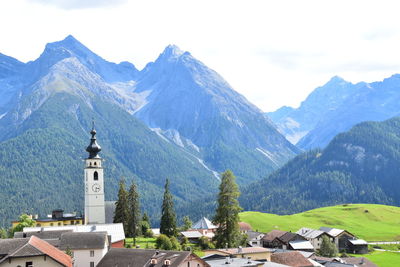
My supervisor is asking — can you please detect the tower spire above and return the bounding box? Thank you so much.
[86,121,102,159]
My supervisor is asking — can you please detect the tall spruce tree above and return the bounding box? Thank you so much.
[160,179,177,237]
[127,180,141,242]
[213,170,242,248]
[113,179,129,235]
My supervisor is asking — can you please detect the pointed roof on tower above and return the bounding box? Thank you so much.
[192,217,217,230]
[86,121,102,159]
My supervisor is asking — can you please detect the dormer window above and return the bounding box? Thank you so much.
[94,171,98,181]
[151,259,158,265]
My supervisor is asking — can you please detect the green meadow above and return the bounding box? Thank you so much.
[239,204,400,241]
[353,251,400,267]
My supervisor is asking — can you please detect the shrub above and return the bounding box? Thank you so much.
[156,234,172,250]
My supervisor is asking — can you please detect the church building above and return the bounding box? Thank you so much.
[84,124,106,224]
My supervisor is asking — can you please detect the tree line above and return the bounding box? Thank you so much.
[113,169,246,250]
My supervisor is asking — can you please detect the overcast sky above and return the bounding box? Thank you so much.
[1,0,400,112]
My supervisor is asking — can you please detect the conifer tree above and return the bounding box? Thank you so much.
[127,179,141,242]
[213,170,242,248]
[113,179,129,235]
[319,235,338,257]
[182,216,192,231]
[160,179,177,237]
[141,212,152,237]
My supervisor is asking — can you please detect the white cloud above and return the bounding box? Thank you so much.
[26,0,127,9]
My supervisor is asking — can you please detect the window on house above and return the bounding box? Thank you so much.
[25,262,33,267]
[94,171,98,181]
[58,222,61,226]
[90,262,95,267]
[90,250,95,257]
[50,223,53,226]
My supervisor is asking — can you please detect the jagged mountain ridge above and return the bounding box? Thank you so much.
[269,75,400,149]
[268,76,362,145]
[0,35,298,224]
[132,45,300,182]
[1,35,298,183]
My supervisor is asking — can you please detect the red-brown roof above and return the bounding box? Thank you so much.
[271,251,313,267]
[29,236,72,267]
[238,222,252,231]
[262,230,287,242]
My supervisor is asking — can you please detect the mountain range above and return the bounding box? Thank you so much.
[240,116,400,214]
[269,75,400,149]
[0,35,298,225]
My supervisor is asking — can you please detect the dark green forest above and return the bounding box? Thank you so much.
[0,92,218,226]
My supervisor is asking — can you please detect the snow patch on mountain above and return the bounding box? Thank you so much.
[195,156,220,180]
[256,148,280,167]
[0,112,7,119]
[150,128,171,143]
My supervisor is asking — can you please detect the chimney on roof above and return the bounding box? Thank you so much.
[238,246,242,253]
[225,257,230,264]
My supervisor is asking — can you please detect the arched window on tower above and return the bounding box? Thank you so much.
[94,171,98,181]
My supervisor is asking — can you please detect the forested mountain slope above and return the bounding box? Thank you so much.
[241,116,400,214]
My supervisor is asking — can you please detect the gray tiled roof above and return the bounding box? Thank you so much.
[11,244,43,257]
[192,217,217,229]
[97,248,194,267]
[0,239,29,255]
[59,232,108,250]
[296,228,325,239]
[14,230,73,240]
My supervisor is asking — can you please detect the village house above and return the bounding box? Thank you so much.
[204,247,273,261]
[246,231,265,247]
[0,236,72,267]
[262,230,313,252]
[58,232,109,267]
[97,248,209,267]
[179,231,204,243]
[190,217,217,238]
[238,222,252,234]
[12,210,83,228]
[22,223,125,248]
[296,227,334,250]
[14,229,111,267]
[319,227,367,254]
[262,230,287,248]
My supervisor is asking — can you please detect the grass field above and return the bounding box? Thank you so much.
[125,237,156,249]
[352,251,400,267]
[239,204,400,241]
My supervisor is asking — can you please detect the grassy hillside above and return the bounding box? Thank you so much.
[240,204,400,241]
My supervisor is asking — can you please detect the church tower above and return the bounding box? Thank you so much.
[84,123,105,224]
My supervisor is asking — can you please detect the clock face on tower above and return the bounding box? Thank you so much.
[92,183,101,193]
